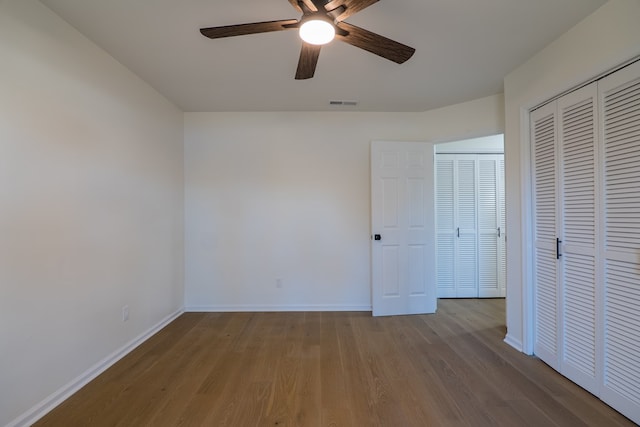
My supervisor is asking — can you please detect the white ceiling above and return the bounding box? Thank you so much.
[40,0,607,112]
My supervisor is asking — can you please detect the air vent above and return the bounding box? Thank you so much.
[329,100,358,106]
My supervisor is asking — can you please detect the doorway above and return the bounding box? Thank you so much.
[434,135,506,298]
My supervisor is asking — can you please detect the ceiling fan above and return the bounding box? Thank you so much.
[200,0,415,80]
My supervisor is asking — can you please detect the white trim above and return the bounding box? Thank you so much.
[519,105,535,356]
[185,304,372,312]
[504,333,523,352]
[7,308,184,427]
[435,151,503,155]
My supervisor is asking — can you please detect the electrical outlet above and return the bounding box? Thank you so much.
[276,278,283,289]
[122,305,129,322]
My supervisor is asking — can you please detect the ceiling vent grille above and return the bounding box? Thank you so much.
[330,100,358,106]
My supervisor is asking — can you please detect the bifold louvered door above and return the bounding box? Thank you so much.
[531,60,640,424]
[478,156,506,297]
[457,157,479,297]
[531,101,561,370]
[599,60,640,423]
[436,154,505,298]
[558,83,599,394]
[532,82,604,396]
[436,157,457,297]
[435,155,477,297]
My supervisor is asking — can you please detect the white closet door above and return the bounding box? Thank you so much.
[599,60,640,423]
[436,157,456,297]
[436,154,504,298]
[531,102,561,370]
[478,156,502,297]
[558,82,600,394]
[456,157,478,297]
[436,155,478,298]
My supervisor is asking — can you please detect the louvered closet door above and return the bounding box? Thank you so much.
[599,60,640,423]
[558,83,600,394]
[531,102,561,370]
[456,157,478,297]
[478,156,503,298]
[435,155,477,298]
[436,155,484,298]
[436,157,456,297]
[437,154,504,299]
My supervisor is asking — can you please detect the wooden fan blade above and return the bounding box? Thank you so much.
[295,43,322,79]
[289,0,320,14]
[288,0,302,13]
[325,0,378,21]
[336,22,415,64]
[200,19,299,39]
[300,0,318,12]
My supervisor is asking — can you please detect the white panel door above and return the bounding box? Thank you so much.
[599,60,640,424]
[531,101,562,371]
[558,82,600,394]
[371,141,436,316]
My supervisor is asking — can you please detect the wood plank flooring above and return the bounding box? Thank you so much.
[35,299,635,426]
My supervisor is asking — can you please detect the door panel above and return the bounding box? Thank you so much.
[456,233,477,297]
[531,101,561,370]
[457,159,477,231]
[599,60,640,423]
[408,244,427,295]
[436,158,456,297]
[558,83,599,394]
[478,157,502,297]
[457,158,478,297]
[381,245,400,297]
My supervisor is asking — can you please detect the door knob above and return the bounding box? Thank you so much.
[374,234,382,241]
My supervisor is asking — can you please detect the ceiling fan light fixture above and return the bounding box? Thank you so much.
[200,0,415,80]
[299,19,335,45]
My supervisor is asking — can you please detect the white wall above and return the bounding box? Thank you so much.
[0,1,185,425]
[435,134,504,154]
[184,95,504,311]
[503,0,640,352]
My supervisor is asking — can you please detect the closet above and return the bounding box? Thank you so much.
[531,60,640,424]
[436,154,506,298]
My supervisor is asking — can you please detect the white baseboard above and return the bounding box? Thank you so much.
[7,308,184,427]
[503,333,523,352]
[185,304,372,312]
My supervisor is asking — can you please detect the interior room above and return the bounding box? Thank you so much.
[2,0,640,425]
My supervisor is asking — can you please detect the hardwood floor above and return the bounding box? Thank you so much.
[36,299,634,426]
